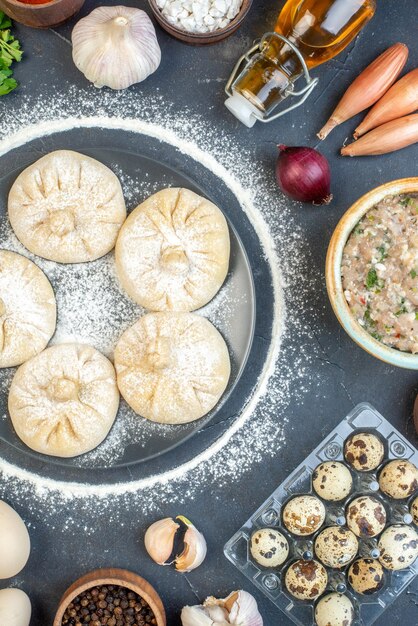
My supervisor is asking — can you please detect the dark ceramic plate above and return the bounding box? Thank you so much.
[0,126,273,474]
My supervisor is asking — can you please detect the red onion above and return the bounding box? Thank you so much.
[275,145,332,205]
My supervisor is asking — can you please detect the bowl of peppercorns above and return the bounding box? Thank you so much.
[53,568,166,626]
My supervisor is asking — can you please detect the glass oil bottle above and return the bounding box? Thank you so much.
[225,0,376,127]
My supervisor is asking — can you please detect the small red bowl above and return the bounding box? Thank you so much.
[0,0,84,27]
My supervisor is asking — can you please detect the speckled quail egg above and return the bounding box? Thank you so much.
[250,528,289,568]
[312,461,353,501]
[315,593,355,626]
[411,496,418,525]
[314,526,358,569]
[346,496,386,538]
[348,558,384,595]
[378,460,418,499]
[285,559,328,601]
[344,432,384,472]
[282,495,326,536]
[378,524,418,570]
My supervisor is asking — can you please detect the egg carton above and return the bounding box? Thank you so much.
[224,402,418,626]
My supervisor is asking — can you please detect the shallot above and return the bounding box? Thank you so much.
[318,43,408,140]
[341,114,418,156]
[354,68,418,138]
[275,145,332,205]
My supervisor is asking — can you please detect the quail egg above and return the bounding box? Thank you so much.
[346,496,386,538]
[378,524,418,570]
[314,526,358,569]
[285,559,328,601]
[344,432,384,471]
[348,558,384,595]
[250,528,289,568]
[315,593,355,626]
[378,460,418,499]
[411,495,418,525]
[283,495,326,536]
[312,461,353,502]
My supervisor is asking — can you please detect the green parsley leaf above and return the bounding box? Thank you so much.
[366,268,378,289]
[0,12,22,96]
[411,269,417,279]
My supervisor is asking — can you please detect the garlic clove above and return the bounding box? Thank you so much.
[72,6,161,90]
[181,605,225,626]
[205,591,263,626]
[175,515,207,572]
[144,517,179,565]
[223,590,264,626]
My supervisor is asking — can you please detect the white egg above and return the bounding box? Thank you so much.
[0,588,31,626]
[0,500,31,579]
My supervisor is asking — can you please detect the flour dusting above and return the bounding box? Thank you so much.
[0,86,322,525]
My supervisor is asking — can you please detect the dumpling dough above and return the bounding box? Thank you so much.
[8,150,126,263]
[8,343,119,457]
[0,250,56,368]
[114,312,231,424]
[115,188,230,311]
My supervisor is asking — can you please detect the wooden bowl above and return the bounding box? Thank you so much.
[148,0,252,44]
[326,177,418,370]
[0,0,84,28]
[53,568,166,626]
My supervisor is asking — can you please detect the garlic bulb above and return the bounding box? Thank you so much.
[144,515,207,572]
[72,6,161,90]
[181,590,263,626]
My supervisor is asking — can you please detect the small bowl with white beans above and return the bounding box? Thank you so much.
[326,178,418,369]
[148,0,252,44]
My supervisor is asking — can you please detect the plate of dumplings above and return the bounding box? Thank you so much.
[0,128,273,472]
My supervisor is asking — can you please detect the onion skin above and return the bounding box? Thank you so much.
[354,68,418,138]
[341,114,418,156]
[318,43,408,140]
[276,145,332,205]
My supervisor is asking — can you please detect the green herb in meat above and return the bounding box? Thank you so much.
[364,308,376,328]
[0,12,22,96]
[366,268,378,289]
[377,245,388,261]
[395,298,408,317]
[411,269,417,279]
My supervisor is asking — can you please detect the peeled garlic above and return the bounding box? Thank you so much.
[144,515,207,572]
[181,590,263,626]
[72,6,161,90]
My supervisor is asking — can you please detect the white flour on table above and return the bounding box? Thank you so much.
[0,87,322,525]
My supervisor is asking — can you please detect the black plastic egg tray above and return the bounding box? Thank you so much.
[224,402,418,626]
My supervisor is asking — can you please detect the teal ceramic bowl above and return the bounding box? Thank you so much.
[326,177,418,370]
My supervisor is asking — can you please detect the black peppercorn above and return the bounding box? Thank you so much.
[61,585,157,626]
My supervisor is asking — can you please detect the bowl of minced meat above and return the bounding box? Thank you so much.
[326,178,418,369]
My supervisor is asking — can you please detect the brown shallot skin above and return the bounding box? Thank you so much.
[341,114,418,156]
[318,43,408,140]
[354,68,418,138]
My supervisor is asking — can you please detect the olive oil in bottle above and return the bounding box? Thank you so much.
[225,0,376,127]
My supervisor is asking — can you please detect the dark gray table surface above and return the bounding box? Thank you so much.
[1,0,418,624]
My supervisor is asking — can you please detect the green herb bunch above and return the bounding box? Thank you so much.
[0,11,22,95]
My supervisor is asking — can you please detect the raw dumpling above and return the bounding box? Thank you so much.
[8,150,126,263]
[8,343,119,457]
[115,188,230,311]
[114,312,231,424]
[0,250,56,368]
